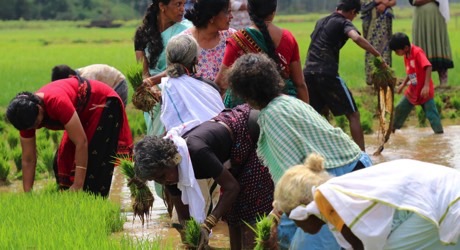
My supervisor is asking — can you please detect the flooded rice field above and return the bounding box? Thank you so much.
[1,126,459,248]
[110,125,460,248]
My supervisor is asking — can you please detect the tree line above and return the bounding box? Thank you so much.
[1,0,459,21]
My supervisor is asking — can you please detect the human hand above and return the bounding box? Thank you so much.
[260,218,279,250]
[397,83,405,94]
[420,84,429,98]
[69,183,83,192]
[376,3,387,13]
[172,223,186,243]
[197,226,210,250]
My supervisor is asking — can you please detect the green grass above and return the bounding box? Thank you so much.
[1,8,460,106]
[0,191,126,248]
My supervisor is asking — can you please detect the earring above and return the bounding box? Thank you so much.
[161,9,165,12]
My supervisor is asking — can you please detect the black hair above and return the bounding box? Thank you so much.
[51,64,76,81]
[389,32,411,51]
[135,0,171,70]
[133,135,179,181]
[337,0,361,13]
[229,53,282,108]
[6,92,42,131]
[248,0,279,65]
[184,0,229,28]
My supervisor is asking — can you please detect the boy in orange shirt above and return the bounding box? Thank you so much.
[389,32,443,134]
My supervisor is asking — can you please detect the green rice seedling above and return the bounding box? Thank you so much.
[334,115,348,132]
[0,191,126,249]
[371,56,396,91]
[434,96,444,118]
[184,217,201,249]
[6,132,19,149]
[38,145,56,175]
[245,214,274,250]
[451,96,460,111]
[416,106,427,127]
[0,120,5,133]
[11,147,22,172]
[117,156,154,226]
[125,63,144,90]
[0,156,11,183]
[360,109,374,134]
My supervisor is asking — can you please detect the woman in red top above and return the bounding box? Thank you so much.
[215,0,309,108]
[6,77,133,197]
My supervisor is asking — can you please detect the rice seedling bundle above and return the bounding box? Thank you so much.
[371,56,396,90]
[126,63,159,112]
[245,215,274,250]
[184,217,201,249]
[118,156,154,226]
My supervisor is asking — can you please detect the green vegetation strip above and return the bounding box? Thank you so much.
[0,191,126,248]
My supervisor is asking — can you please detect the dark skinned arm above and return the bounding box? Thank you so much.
[341,225,364,250]
[209,168,240,220]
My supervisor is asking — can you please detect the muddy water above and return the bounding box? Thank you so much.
[366,125,460,169]
[110,125,460,249]
[2,126,458,248]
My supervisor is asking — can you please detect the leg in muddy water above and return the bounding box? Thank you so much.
[346,111,365,151]
[228,224,256,250]
[421,99,443,134]
[392,97,413,131]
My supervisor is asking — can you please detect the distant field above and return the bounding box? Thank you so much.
[1,6,459,106]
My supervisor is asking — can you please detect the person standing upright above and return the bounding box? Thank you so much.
[361,0,396,85]
[410,0,454,86]
[303,0,387,151]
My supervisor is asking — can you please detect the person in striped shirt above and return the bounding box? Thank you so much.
[228,53,372,250]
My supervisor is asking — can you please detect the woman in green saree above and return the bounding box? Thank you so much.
[134,0,192,136]
[215,0,309,108]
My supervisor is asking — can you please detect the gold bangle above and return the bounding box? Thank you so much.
[76,166,87,170]
[201,223,212,233]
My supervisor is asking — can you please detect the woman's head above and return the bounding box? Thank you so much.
[248,0,277,20]
[134,135,181,185]
[158,0,186,23]
[228,53,282,109]
[273,154,331,215]
[165,34,199,78]
[184,0,231,29]
[7,92,43,131]
[136,0,186,70]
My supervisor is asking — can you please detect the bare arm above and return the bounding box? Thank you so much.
[420,66,432,98]
[215,64,231,97]
[64,112,88,191]
[397,75,409,94]
[290,60,309,104]
[135,51,145,63]
[210,168,240,220]
[348,30,381,57]
[341,225,364,250]
[20,136,37,192]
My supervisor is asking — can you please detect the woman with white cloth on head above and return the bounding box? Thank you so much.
[273,154,460,250]
[159,34,225,221]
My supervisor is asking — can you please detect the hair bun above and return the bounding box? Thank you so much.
[304,153,325,173]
